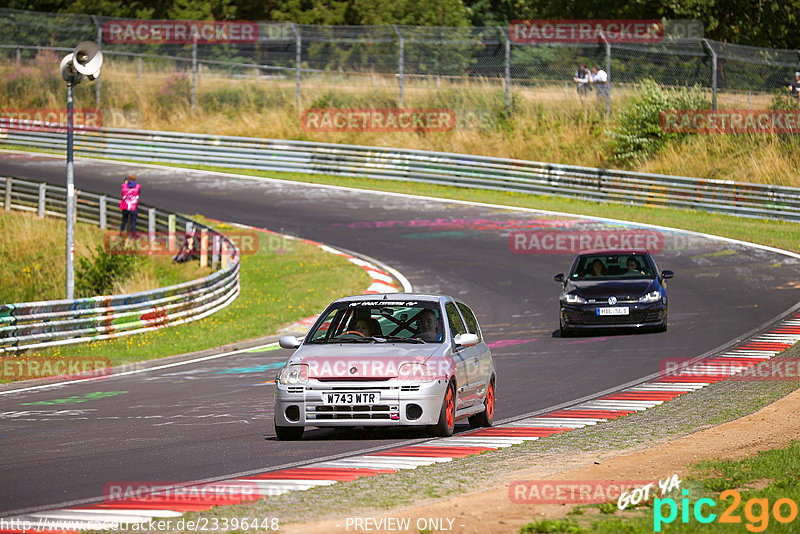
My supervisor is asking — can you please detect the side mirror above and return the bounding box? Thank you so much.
[279,335,301,349]
[661,270,674,280]
[553,273,565,283]
[454,333,480,348]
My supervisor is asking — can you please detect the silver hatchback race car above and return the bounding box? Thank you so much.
[274,293,496,441]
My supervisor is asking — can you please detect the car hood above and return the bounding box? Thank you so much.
[287,343,442,379]
[566,279,656,299]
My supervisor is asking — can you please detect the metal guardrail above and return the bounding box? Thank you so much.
[0,175,240,353]
[2,121,799,222]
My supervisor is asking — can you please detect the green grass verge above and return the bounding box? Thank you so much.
[22,219,370,369]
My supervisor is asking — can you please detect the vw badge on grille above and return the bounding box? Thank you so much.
[608,296,617,305]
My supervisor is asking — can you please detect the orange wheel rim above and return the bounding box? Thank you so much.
[445,386,454,427]
[486,382,494,419]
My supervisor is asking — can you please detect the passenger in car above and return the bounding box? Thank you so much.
[416,309,441,342]
[587,258,607,277]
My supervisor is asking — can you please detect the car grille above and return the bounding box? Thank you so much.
[572,309,663,325]
[309,404,393,420]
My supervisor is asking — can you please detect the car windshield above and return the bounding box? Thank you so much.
[306,300,444,344]
[570,254,655,280]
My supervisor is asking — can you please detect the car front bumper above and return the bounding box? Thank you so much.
[274,378,449,428]
[560,301,666,329]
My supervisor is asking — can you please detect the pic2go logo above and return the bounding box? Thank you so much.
[654,489,798,532]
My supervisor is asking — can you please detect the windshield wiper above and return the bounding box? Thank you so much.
[329,336,386,343]
[381,335,426,344]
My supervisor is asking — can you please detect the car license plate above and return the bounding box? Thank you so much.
[597,306,629,316]
[322,392,380,405]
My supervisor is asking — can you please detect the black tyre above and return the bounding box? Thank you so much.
[559,325,574,338]
[468,378,495,428]
[427,381,456,437]
[274,423,304,441]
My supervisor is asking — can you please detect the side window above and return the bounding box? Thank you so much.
[445,302,467,338]
[456,302,482,342]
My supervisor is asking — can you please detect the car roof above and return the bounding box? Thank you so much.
[579,249,652,256]
[332,293,449,304]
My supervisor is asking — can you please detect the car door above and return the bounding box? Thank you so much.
[445,301,475,410]
[456,301,491,401]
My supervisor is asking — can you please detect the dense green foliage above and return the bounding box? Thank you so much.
[606,79,710,165]
[75,244,139,297]
[5,0,800,48]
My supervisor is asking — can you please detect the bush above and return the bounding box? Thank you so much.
[605,79,710,166]
[199,86,293,114]
[75,244,139,297]
[768,90,800,110]
[156,73,191,111]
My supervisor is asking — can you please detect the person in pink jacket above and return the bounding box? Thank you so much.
[120,174,141,236]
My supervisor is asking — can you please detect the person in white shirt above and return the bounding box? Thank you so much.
[591,65,608,99]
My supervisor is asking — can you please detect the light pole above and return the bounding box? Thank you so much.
[59,42,102,299]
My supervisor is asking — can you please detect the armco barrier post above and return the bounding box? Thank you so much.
[168,213,176,251]
[148,207,156,246]
[99,195,106,229]
[4,177,11,211]
[200,228,208,267]
[221,239,229,269]
[37,183,46,218]
[212,234,220,269]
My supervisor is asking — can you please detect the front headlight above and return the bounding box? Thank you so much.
[277,364,308,385]
[638,290,661,303]
[562,293,587,304]
[398,362,436,382]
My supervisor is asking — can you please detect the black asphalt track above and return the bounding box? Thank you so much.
[1,152,799,514]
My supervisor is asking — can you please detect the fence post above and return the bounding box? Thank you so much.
[290,23,301,109]
[497,27,511,115]
[137,55,143,78]
[4,177,11,211]
[91,15,102,109]
[15,47,20,66]
[702,39,718,112]
[191,36,198,112]
[392,25,404,107]
[168,213,176,251]
[37,183,46,218]
[148,207,156,246]
[599,32,611,117]
[99,195,107,229]
[199,228,208,267]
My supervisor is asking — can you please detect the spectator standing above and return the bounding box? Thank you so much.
[591,64,609,100]
[788,71,800,98]
[573,62,592,95]
[120,173,140,236]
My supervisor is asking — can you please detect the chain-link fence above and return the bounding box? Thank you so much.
[1,7,799,122]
